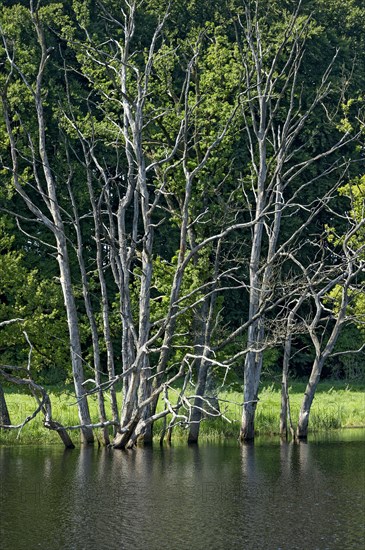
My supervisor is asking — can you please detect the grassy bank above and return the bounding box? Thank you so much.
[1,380,364,445]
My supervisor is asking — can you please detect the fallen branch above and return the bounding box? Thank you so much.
[0,364,75,448]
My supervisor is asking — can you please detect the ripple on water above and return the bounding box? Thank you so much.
[0,433,364,550]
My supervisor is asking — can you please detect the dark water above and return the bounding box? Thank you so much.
[0,430,364,550]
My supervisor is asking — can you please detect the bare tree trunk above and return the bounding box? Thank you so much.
[0,383,11,427]
[57,245,94,444]
[240,361,260,441]
[297,321,344,439]
[280,296,305,439]
[236,1,350,441]
[188,297,218,443]
[296,228,362,438]
[43,395,75,449]
[187,297,209,443]
[33,16,94,444]
[297,360,323,439]
[6,12,95,443]
[134,355,153,445]
[187,232,223,444]
[188,367,209,444]
[280,332,295,440]
[66,165,110,445]
[240,294,265,440]
[44,418,75,449]
[84,153,119,431]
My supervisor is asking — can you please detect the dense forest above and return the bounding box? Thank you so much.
[0,0,364,448]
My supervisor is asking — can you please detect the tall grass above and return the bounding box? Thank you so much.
[1,381,364,445]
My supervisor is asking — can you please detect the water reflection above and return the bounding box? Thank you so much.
[0,431,364,550]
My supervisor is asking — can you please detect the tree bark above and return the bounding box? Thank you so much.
[297,252,356,438]
[187,359,210,444]
[240,409,256,441]
[297,360,323,439]
[66,167,109,445]
[56,236,94,444]
[280,296,305,439]
[0,383,11,427]
[32,15,94,444]
[280,332,296,440]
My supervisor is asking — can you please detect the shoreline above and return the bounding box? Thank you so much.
[1,380,364,446]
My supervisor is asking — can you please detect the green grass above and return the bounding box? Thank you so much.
[1,380,364,445]
[238,381,364,434]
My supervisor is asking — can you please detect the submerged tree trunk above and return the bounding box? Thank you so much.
[297,358,323,439]
[240,356,261,441]
[56,235,94,444]
[280,296,304,439]
[67,170,109,445]
[188,237,221,444]
[188,358,210,444]
[297,254,355,438]
[280,333,296,441]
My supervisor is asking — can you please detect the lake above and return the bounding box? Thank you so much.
[0,430,364,550]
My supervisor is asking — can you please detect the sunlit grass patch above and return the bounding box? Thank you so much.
[0,380,364,445]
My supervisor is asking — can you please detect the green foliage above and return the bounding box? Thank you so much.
[338,176,365,250]
[326,177,365,338]
[0,218,69,382]
[0,0,364,397]
[129,247,216,366]
[325,325,365,380]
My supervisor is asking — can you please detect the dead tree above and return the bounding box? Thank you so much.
[68,2,248,447]
[297,218,365,438]
[187,240,222,443]
[0,364,75,448]
[0,6,94,443]
[1,1,360,448]
[233,0,357,441]
[277,252,344,439]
